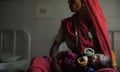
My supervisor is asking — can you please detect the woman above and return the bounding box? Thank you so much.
[28,0,117,72]
[50,0,117,72]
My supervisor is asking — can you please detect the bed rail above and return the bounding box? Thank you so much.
[0,29,31,62]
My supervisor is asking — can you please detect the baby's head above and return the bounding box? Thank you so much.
[91,54,112,68]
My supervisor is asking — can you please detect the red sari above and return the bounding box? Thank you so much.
[83,0,115,68]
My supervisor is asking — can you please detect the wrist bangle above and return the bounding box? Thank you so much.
[77,57,88,66]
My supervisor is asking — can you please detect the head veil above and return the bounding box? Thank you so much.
[82,0,115,68]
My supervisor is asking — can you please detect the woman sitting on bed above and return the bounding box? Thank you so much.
[50,0,117,72]
[28,0,117,72]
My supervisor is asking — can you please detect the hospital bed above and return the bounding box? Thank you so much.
[0,29,31,72]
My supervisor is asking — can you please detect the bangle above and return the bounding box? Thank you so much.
[84,48,95,56]
[77,57,88,66]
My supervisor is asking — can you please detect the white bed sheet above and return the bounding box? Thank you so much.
[0,52,28,71]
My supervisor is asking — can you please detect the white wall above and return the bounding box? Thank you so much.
[0,0,72,58]
[0,0,120,60]
[99,0,120,30]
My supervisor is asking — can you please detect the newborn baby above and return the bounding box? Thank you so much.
[91,54,112,68]
[77,54,112,69]
[57,50,112,72]
[78,54,112,72]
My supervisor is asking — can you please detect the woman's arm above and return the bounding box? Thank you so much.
[49,40,63,72]
[49,40,60,58]
[50,23,64,58]
[49,22,65,72]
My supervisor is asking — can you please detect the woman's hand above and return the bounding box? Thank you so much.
[51,58,63,72]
